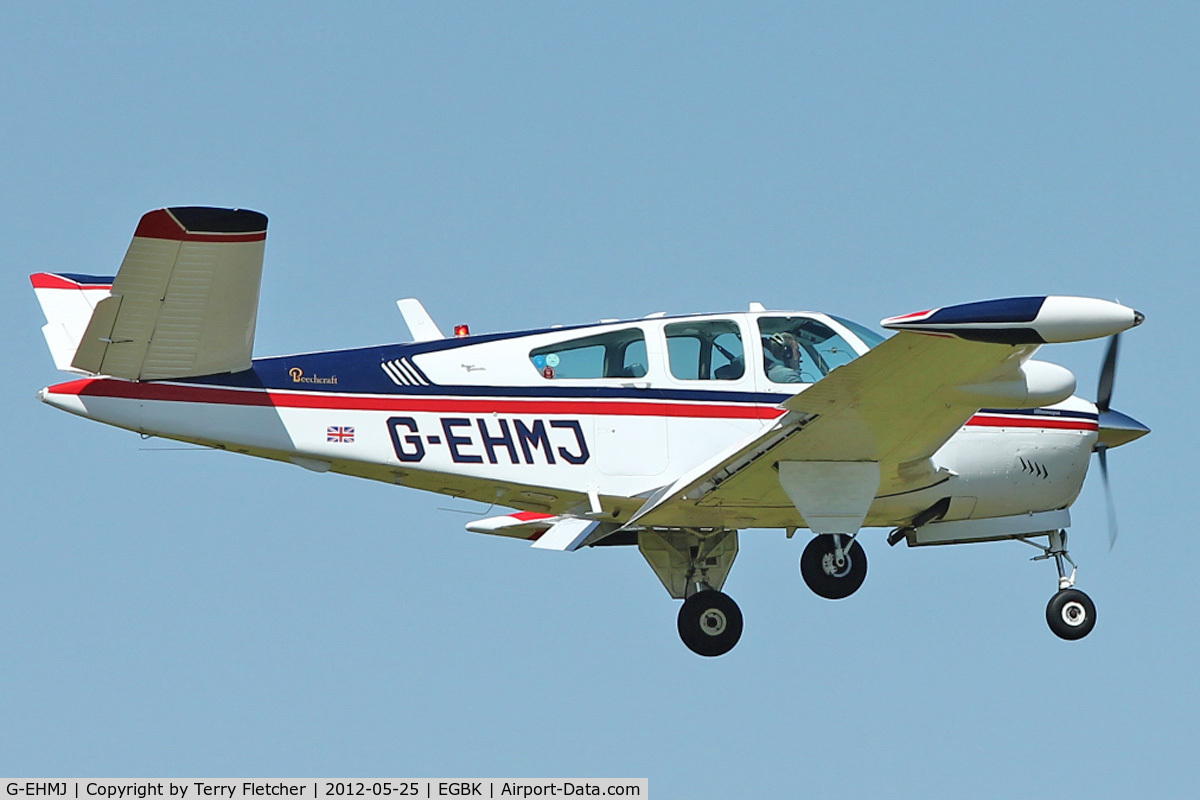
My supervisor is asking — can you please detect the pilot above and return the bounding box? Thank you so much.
[766,331,803,383]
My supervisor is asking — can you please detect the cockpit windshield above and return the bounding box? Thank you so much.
[759,316,863,384]
[829,315,887,349]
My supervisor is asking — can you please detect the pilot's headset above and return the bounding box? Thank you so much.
[769,331,797,359]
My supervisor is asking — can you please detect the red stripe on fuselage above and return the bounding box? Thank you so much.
[966,414,1097,431]
[45,379,1099,430]
[45,378,786,420]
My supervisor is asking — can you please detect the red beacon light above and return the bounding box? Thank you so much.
[454,324,470,337]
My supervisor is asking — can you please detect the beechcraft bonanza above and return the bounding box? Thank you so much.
[33,207,1151,656]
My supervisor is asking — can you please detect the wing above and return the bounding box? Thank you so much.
[618,331,1052,531]
[616,290,1143,536]
[72,207,268,380]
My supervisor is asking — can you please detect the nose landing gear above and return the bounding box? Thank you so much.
[1046,587,1096,640]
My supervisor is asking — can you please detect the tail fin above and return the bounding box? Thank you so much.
[30,273,115,373]
[57,207,268,381]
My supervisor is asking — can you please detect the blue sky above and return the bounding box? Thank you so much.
[3,3,1198,796]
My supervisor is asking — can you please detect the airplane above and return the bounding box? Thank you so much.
[31,206,1150,656]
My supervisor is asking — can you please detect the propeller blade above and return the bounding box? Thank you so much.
[1097,444,1118,550]
[1097,333,1120,413]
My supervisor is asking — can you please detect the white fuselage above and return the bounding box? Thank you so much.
[40,310,1100,533]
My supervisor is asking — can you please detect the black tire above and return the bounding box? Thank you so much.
[1046,588,1097,640]
[677,589,743,657]
[799,535,867,600]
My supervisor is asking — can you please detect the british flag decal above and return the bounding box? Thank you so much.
[327,425,355,443]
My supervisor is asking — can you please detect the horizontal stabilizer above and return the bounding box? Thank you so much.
[30,273,114,373]
[466,511,559,540]
[465,512,596,551]
[528,517,598,551]
[72,207,268,380]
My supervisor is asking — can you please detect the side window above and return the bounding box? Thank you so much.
[622,338,648,377]
[665,320,744,381]
[530,328,647,379]
[759,317,859,384]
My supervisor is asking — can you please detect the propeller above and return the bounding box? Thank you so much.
[1095,442,1118,550]
[1097,332,1119,414]
[1094,333,1121,550]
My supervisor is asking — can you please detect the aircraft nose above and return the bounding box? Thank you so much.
[1096,407,1151,450]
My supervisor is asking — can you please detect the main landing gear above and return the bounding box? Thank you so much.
[800,533,867,599]
[648,526,1097,653]
[638,529,744,656]
[677,588,744,657]
[1026,529,1097,640]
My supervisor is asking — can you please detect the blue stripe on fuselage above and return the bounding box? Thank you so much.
[162,338,1098,420]
[167,341,792,405]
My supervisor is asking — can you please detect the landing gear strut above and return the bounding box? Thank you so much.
[800,533,867,599]
[1023,529,1097,640]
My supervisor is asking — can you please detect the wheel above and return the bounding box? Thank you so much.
[677,589,743,657]
[799,534,867,599]
[1046,588,1097,640]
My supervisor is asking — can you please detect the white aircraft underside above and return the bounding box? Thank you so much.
[32,207,1150,656]
[39,377,1097,531]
